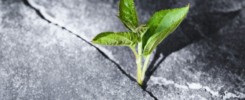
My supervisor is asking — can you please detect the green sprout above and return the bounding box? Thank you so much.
[92,0,189,86]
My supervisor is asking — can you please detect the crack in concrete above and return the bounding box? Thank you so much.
[150,76,245,100]
[21,0,158,99]
[22,0,135,81]
[144,89,158,100]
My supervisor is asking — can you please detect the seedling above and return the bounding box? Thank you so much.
[92,0,189,86]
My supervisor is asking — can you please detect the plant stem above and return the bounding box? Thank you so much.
[130,46,138,59]
[136,55,142,85]
[130,44,148,86]
[142,54,151,80]
[137,42,143,85]
[130,46,142,85]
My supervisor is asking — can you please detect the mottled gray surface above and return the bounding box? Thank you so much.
[1,0,245,99]
[147,36,245,99]
[27,0,139,77]
[27,0,245,79]
[146,3,245,100]
[0,0,152,99]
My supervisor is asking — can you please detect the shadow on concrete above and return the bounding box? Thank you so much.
[141,10,241,88]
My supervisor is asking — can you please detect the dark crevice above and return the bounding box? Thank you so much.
[21,0,158,99]
[21,0,136,81]
[144,89,158,100]
[22,0,51,23]
[71,32,137,82]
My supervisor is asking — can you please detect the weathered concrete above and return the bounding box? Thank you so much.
[0,0,153,99]
[146,8,245,100]
[1,0,245,99]
[27,0,245,79]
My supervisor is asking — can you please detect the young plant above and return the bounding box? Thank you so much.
[92,0,189,86]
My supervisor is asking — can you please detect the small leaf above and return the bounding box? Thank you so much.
[142,5,189,55]
[92,32,138,46]
[119,0,138,31]
[135,25,149,38]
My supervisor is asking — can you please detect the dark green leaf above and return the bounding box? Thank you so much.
[92,32,138,46]
[142,5,189,55]
[119,0,138,31]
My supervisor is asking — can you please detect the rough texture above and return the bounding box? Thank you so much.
[1,0,245,99]
[27,0,245,78]
[147,38,245,99]
[27,0,138,77]
[146,7,245,100]
[0,0,152,99]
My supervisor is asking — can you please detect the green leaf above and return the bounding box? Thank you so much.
[142,5,189,55]
[135,25,149,38]
[119,0,138,31]
[92,32,138,46]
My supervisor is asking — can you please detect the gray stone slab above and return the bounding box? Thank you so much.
[0,0,153,99]
[146,9,245,100]
[147,41,245,99]
[27,0,141,77]
[22,0,245,99]
[27,0,245,79]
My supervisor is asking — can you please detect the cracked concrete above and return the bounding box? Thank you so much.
[23,0,136,82]
[147,22,245,99]
[22,0,157,99]
[25,0,138,79]
[0,0,153,99]
[26,0,244,84]
[1,0,245,99]
[149,76,245,99]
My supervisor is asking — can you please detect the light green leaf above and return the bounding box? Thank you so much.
[119,0,138,31]
[142,5,189,55]
[92,32,138,46]
[135,25,149,38]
